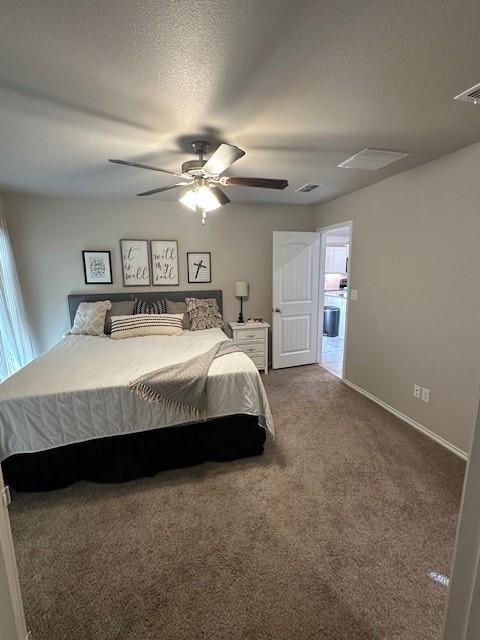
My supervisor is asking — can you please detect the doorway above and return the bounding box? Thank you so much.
[318,223,352,378]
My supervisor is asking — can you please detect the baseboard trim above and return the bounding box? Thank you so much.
[342,378,468,460]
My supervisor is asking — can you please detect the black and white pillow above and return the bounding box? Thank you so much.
[110,314,184,339]
[185,298,223,331]
[133,297,166,315]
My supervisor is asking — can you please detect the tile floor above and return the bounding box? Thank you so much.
[321,335,344,377]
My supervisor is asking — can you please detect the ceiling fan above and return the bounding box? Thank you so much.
[109,140,288,223]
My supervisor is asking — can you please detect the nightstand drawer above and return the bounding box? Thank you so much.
[249,354,265,369]
[238,341,264,356]
[235,328,265,342]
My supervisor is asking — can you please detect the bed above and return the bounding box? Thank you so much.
[0,290,273,491]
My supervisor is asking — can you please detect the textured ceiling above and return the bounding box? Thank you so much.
[0,0,479,205]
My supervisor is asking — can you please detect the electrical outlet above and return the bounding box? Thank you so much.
[350,289,358,301]
[413,384,421,399]
[421,387,430,403]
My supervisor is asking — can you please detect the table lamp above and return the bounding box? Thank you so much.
[235,281,249,323]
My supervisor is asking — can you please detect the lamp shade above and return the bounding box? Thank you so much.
[235,281,249,297]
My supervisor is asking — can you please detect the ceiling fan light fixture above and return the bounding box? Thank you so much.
[179,185,221,212]
[109,142,288,216]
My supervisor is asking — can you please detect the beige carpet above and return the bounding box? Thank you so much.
[9,365,465,640]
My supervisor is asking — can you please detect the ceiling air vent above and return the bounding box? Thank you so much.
[338,148,409,170]
[295,183,322,193]
[454,82,480,104]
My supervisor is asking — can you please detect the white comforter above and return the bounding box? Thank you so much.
[0,328,273,461]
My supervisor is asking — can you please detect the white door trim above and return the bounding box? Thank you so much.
[316,220,353,380]
[442,391,479,640]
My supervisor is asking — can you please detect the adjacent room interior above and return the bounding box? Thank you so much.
[1,2,480,640]
[320,224,351,377]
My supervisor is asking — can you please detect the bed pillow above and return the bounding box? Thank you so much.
[70,300,112,336]
[110,314,184,339]
[185,298,223,331]
[165,299,190,330]
[133,297,166,315]
[104,300,135,334]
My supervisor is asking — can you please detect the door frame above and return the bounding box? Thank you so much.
[0,467,29,640]
[442,392,479,639]
[316,220,353,379]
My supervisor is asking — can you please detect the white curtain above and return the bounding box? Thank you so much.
[0,218,35,380]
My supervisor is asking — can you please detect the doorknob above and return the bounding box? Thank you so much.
[274,308,281,313]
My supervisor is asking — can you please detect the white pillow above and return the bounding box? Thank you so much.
[110,314,184,339]
[70,300,112,336]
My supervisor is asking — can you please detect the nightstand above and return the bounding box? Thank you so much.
[228,321,269,374]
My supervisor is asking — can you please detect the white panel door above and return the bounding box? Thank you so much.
[272,231,320,369]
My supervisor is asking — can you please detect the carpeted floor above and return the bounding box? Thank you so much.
[9,365,465,640]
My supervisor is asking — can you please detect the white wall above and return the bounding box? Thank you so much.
[4,194,315,352]
[316,143,480,454]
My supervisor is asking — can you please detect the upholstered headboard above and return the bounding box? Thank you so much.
[67,290,223,326]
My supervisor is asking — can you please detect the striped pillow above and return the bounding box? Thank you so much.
[133,297,166,315]
[111,313,183,340]
[110,314,184,339]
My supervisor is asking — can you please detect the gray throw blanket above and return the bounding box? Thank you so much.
[129,340,240,416]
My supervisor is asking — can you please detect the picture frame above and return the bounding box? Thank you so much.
[187,252,211,283]
[150,240,179,286]
[82,250,112,285]
[120,239,151,286]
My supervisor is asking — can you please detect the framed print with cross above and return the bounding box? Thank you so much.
[187,252,211,283]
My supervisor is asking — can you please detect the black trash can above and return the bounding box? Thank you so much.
[323,306,340,337]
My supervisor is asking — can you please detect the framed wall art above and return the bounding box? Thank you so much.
[187,252,211,283]
[150,240,179,286]
[82,250,112,285]
[120,239,151,286]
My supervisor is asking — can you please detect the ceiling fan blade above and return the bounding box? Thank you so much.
[109,159,182,177]
[137,182,190,196]
[209,186,231,205]
[203,144,245,175]
[223,177,288,190]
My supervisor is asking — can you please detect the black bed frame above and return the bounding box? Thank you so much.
[2,290,267,492]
